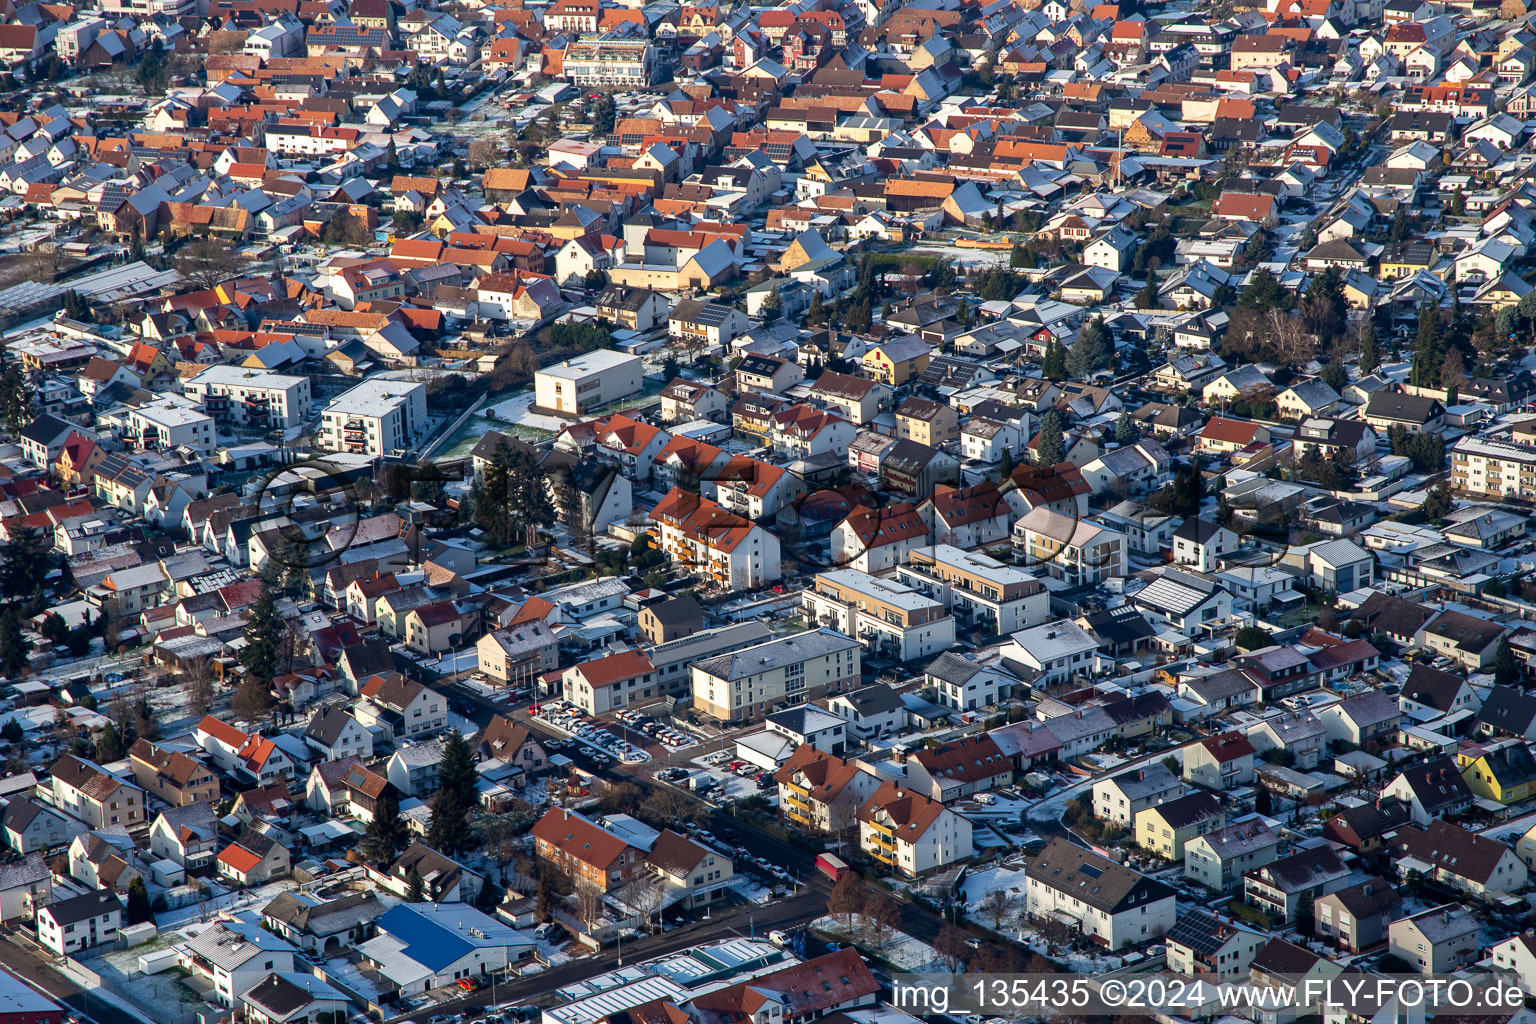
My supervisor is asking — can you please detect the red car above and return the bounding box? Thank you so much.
[457,978,483,992]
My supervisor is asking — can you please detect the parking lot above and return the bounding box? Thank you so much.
[527,701,701,769]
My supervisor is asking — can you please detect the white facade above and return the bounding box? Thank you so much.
[1001,620,1100,686]
[319,380,428,456]
[535,350,644,415]
[184,365,312,429]
[1025,843,1177,950]
[802,569,955,663]
[128,396,216,453]
[859,785,974,876]
[36,892,122,956]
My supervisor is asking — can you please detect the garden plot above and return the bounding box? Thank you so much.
[961,864,1029,913]
[812,914,944,971]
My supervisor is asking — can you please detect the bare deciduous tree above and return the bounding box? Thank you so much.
[467,136,503,169]
[979,888,1020,933]
[176,238,243,290]
[934,922,970,971]
[575,882,606,933]
[827,799,859,855]
[621,873,667,933]
[828,871,866,930]
[864,892,901,952]
[1266,308,1315,366]
[207,30,249,53]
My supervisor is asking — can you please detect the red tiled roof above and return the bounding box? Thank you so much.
[530,807,633,870]
[218,843,263,874]
[197,715,248,749]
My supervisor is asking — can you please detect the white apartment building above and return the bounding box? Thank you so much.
[651,489,782,592]
[535,350,644,415]
[1451,435,1536,499]
[894,544,1051,636]
[563,35,659,86]
[184,365,313,430]
[175,921,297,1007]
[857,781,974,876]
[319,379,428,456]
[127,396,216,453]
[690,628,862,722]
[1013,506,1128,587]
[1025,838,1177,950]
[802,568,955,662]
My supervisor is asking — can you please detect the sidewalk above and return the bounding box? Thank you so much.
[0,932,151,1024]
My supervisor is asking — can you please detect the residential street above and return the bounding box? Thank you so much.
[0,933,145,1024]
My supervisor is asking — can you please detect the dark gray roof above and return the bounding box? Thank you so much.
[925,651,980,685]
[304,707,355,747]
[19,413,72,446]
[1364,390,1443,424]
[1029,838,1175,913]
[44,889,123,926]
[1393,755,1473,811]
[837,683,905,716]
[241,975,313,1018]
[1148,790,1223,829]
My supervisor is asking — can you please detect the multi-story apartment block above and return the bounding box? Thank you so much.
[802,568,955,662]
[690,628,862,722]
[184,365,312,430]
[857,781,974,877]
[562,650,657,715]
[1451,435,1536,499]
[563,35,659,86]
[1013,506,1128,587]
[530,807,644,891]
[126,396,215,453]
[894,544,1050,635]
[650,488,782,591]
[774,746,885,834]
[319,380,427,456]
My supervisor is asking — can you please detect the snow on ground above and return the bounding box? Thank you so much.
[685,756,772,800]
[448,711,481,736]
[813,915,944,971]
[460,676,517,702]
[735,878,776,904]
[484,391,571,432]
[960,864,1029,911]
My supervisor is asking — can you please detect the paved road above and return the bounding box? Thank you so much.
[430,678,999,962]
[0,933,143,1024]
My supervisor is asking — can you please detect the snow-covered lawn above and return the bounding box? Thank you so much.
[813,914,944,971]
[960,864,1028,911]
[484,391,570,432]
